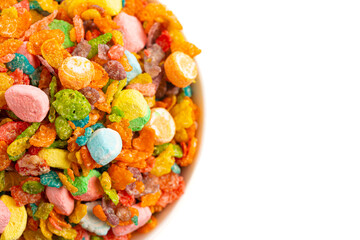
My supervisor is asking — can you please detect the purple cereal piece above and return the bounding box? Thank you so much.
[72,39,92,58]
[103,60,127,80]
[144,44,165,78]
[78,87,100,105]
[146,22,163,48]
[98,44,110,60]
[37,55,57,76]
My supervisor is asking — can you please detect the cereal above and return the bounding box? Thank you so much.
[164,51,198,88]
[58,56,95,90]
[0,2,200,238]
[52,89,92,121]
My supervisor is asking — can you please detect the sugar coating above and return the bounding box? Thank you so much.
[87,128,122,166]
[5,85,50,122]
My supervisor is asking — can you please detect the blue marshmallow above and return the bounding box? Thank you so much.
[125,50,142,83]
[87,128,122,166]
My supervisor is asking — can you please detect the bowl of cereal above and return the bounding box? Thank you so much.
[0,0,202,239]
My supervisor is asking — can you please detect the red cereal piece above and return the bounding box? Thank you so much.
[14,0,30,11]
[0,54,15,63]
[27,217,39,231]
[0,121,30,145]
[0,141,11,171]
[27,146,42,155]
[9,69,30,85]
[10,185,42,206]
[73,15,84,43]
[156,172,185,208]
[108,44,124,60]
[15,154,50,176]
[155,30,172,52]
[118,190,135,207]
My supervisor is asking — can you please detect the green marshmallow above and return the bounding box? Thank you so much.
[66,170,101,196]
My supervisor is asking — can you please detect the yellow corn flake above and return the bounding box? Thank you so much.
[141,191,161,207]
[151,144,175,177]
[2,7,18,19]
[0,118,12,126]
[81,9,101,20]
[37,0,59,13]
[7,137,31,157]
[58,172,78,193]
[170,98,195,130]
[129,73,152,85]
[174,128,189,143]
[0,73,14,91]
[38,148,72,169]
[99,171,111,190]
[40,219,53,240]
[47,220,77,239]
[110,30,124,46]
[145,96,155,108]
[69,201,87,224]
[0,91,6,108]
[30,10,44,24]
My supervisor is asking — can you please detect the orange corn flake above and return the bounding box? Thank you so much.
[132,126,155,153]
[107,119,133,149]
[67,127,85,152]
[93,205,107,221]
[29,123,57,147]
[137,215,157,234]
[176,137,197,167]
[108,164,136,191]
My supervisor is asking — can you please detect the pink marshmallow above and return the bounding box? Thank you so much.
[16,41,40,69]
[46,186,74,216]
[5,85,50,123]
[0,200,10,234]
[73,177,104,202]
[112,204,152,236]
[113,12,147,53]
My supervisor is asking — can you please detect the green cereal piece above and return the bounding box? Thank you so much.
[113,79,128,99]
[49,77,58,123]
[0,171,5,192]
[7,137,31,157]
[128,107,151,132]
[131,215,138,226]
[49,19,75,49]
[34,202,54,220]
[29,67,42,87]
[9,151,25,161]
[6,110,19,120]
[47,140,68,149]
[66,170,101,196]
[52,89,92,121]
[87,32,113,59]
[177,90,186,103]
[16,122,41,140]
[22,181,45,194]
[153,143,183,158]
[55,116,73,140]
[91,236,104,240]
[104,189,119,205]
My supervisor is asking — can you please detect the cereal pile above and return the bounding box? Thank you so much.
[0,0,201,239]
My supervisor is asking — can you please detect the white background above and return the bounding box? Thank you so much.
[154,0,360,239]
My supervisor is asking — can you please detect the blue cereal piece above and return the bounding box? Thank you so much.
[76,135,88,146]
[29,67,42,87]
[171,163,181,174]
[183,86,192,97]
[72,115,90,128]
[86,128,122,166]
[125,50,142,83]
[40,171,63,188]
[80,201,110,236]
[29,1,41,10]
[84,127,93,138]
[7,53,35,75]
